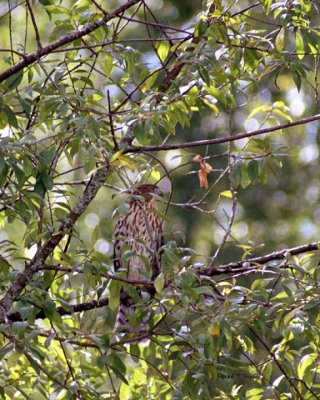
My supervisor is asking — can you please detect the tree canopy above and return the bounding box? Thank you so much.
[0,0,319,398]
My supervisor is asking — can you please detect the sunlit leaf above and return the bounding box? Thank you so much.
[295,31,305,60]
[109,280,121,311]
[154,272,164,294]
[156,41,170,62]
[275,28,284,51]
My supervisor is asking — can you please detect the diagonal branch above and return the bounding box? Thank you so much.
[0,0,141,83]
[0,164,110,322]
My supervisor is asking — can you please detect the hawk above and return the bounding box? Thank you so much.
[113,184,163,332]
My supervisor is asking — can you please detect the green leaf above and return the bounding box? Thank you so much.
[39,0,54,5]
[293,71,302,92]
[0,257,11,276]
[84,158,97,174]
[13,166,26,188]
[207,25,219,46]
[3,69,24,91]
[133,123,147,144]
[248,104,271,119]
[297,354,317,380]
[125,284,141,303]
[230,162,242,187]
[43,299,63,325]
[109,353,128,384]
[195,19,208,38]
[243,48,259,70]
[2,105,18,128]
[295,31,305,60]
[307,40,318,56]
[0,111,8,129]
[50,23,74,41]
[248,160,259,183]
[109,280,121,311]
[156,41,170,62]
[206,85,227,106]
[130,344,140,363]
[41,170,54,190]
[198,66,211,86]
[142,72,158,93]
[201,98,219,116]
[43,5,71,15]
[0,153,8,186]
[154,272,165,294]
[273,107,292,122]
[261,0,272,14]
[103,53,114,77]
[91,226,99,246]
[275,28,284,51]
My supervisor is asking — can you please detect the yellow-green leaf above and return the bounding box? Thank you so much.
[211,321,220,337]
[297,354,317,380]
[295,31,305,60]
[276,28,284,51]
[154,272,165,294]
[201,98,219,116]
[248,104,271,119]
[104,53,114,76]
[220,190,232,198]
[156,41,170,62]
[112,155,136,172]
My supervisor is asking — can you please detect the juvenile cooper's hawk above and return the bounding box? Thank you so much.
[113,184,163,332]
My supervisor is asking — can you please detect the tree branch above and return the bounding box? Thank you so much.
[203,240,320,276]
[6,240,319,323]
[38,264,154,288]
[0,164,110,322]
[125,113,320,153]
[0,0,141,83]
[7,295,111,323]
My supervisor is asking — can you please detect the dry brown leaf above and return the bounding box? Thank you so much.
[203,161,213,173]
[198,169,208,189]
[193,154,202,163]
[193,154,212,189]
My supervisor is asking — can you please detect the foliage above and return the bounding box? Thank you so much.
[0,0,319,398]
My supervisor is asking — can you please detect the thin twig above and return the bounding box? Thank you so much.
[248,327,303,399]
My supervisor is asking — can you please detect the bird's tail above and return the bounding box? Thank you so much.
[114,302,132,333]
[114,293,150,334]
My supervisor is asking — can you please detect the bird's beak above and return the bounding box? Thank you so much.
[155,187,163,197]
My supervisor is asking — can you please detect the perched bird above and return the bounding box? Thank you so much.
[113,184,163,332]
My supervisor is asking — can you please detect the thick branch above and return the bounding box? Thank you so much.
[0,165,110,321]
[0,0,141,83]
[7,240,319,323]
[8,297,110,323]
[203,241,320,276]
[126,113,320,153]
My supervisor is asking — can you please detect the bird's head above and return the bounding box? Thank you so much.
[132,184,163,203]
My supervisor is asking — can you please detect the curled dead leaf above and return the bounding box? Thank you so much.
[193,154,213,189]
[198,169,209,189]
[193,154,202,163]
